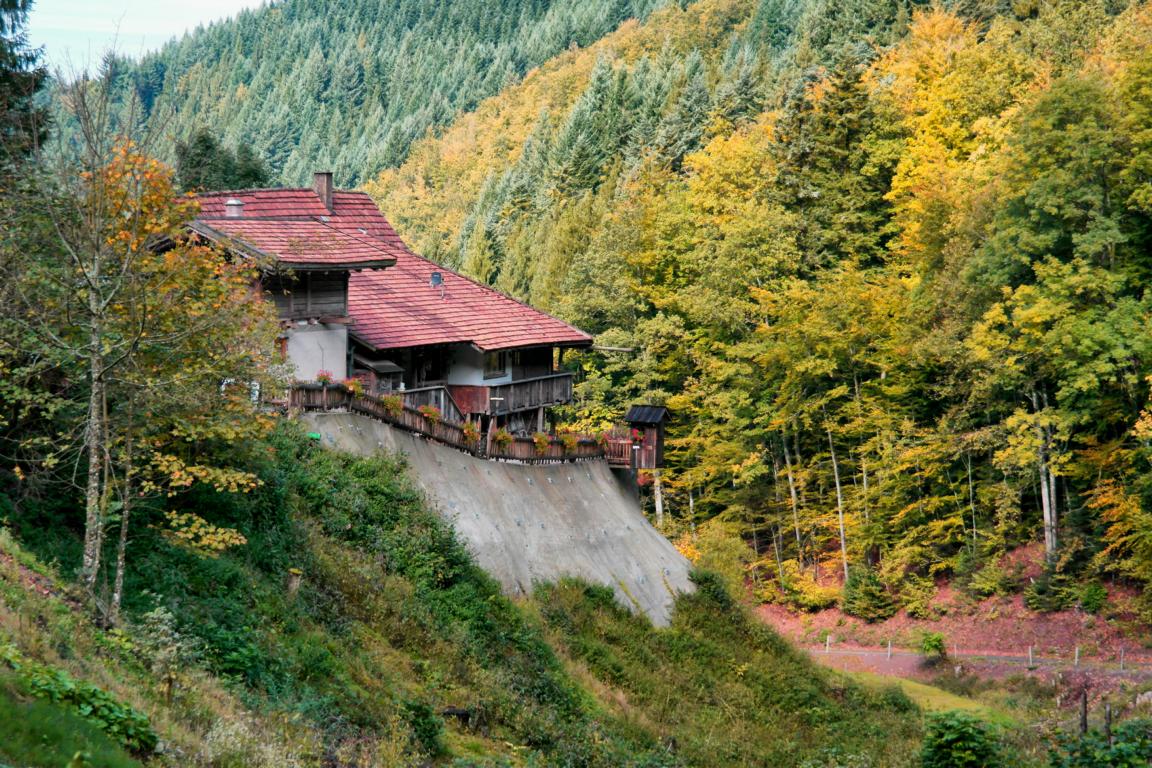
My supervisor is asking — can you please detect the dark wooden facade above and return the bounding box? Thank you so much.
[265,271,350,321]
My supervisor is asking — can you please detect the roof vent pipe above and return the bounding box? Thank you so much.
[224,198,244,218]
[313,171,334,211]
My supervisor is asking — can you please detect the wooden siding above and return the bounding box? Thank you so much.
[511,347,553,381]
[264,271,348,319]
[489,373,573,415]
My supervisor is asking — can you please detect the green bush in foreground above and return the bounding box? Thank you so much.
[0,678,141,768]
[1048,719,1152,767]
[0,644,156,755]
[920,711,1001,768]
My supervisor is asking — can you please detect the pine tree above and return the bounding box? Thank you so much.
[0,0,47,165]
[653,51,712,170]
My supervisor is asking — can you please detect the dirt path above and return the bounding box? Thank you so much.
[800,644,1152,683]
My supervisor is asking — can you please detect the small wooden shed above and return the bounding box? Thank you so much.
[624,405,669,470]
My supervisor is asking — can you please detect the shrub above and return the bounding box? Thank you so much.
[692,521,755,600]
[380,394,403,417]
[417,405,441,424]
[900,575,938,619]
[1048,718,1152,767]
[462,420,480,443]
[1078,581,1108,614]
[966,562,1017,598]
[0,673,141,768]
[772,560,840,612]
[403,699,444,756]
[1024,571,1074,613]
[532,432,551,455]
[559,432,578,452]
[919,631,947,660]
[1,644,158,755]
[920,711,1001,768]
[841,568,897,622]
[492,428,513,450]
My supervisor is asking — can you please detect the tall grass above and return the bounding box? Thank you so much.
[1,422,924,764]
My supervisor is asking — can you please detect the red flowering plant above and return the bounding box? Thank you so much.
[315,369,333,385]
[417,404,442,424]
[342,378,363,397]
[462,420,480,443]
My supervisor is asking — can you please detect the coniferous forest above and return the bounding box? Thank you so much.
[7,0,1152,764]
[75,0,666,185]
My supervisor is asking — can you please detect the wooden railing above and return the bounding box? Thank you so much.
[350,393,474,449]
[288,385,602,464]
[290,383,352,410]
[488,373,574,415]
[604,439,635,467]
[489,435,603,463]
[399,385,465,425]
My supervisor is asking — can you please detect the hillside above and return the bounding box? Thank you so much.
[365,0,1152,637]
[83,0,667,185]
[0,423,922,766]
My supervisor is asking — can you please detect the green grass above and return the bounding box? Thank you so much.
[1,421,930,765]
[0,672,141,768]
[537,575,924,766]
[841,670,1016,726]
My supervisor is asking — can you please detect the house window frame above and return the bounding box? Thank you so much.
[483,350,508,379]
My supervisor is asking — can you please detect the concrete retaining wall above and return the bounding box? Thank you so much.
[300,412,693,625]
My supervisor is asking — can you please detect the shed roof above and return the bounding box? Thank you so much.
[624,405,669,425]
[195,187,592,352]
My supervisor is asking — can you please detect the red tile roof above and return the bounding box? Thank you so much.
[195,190,396,268]
[194,187,592,352]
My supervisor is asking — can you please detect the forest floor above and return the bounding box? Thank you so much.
[755,547,1152,699]
[758,593,1152,667]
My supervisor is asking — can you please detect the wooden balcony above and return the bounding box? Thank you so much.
[489,435,603,463]
[287,385,603,465]
[488,372,574,415]
[399,385,466,425]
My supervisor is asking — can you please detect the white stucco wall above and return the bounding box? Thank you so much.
[445,344,510,386]
[287,323,347,381]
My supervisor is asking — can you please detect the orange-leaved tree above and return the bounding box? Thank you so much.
[38,123,281,620]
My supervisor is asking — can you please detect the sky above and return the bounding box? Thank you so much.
[27,0,266,70]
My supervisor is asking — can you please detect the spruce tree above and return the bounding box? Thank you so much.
[0,0,47,165]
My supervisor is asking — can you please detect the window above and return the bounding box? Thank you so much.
[483,350,507,379]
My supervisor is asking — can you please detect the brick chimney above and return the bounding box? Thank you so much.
[313,171,333,211]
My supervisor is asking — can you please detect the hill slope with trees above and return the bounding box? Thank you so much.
[367,0,1152,626]
[75,0,668,186]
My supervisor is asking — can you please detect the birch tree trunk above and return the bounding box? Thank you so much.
[81,302,106,592]
[110,403,135,625]
[781,437,803,564]
[1030,390,1058,561]
[827,426,850,582]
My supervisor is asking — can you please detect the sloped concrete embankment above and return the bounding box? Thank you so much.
[300,412,693,625]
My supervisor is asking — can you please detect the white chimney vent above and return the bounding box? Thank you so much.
[224,198,244,218]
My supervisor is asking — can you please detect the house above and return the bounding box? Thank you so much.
[193,173,592,433]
